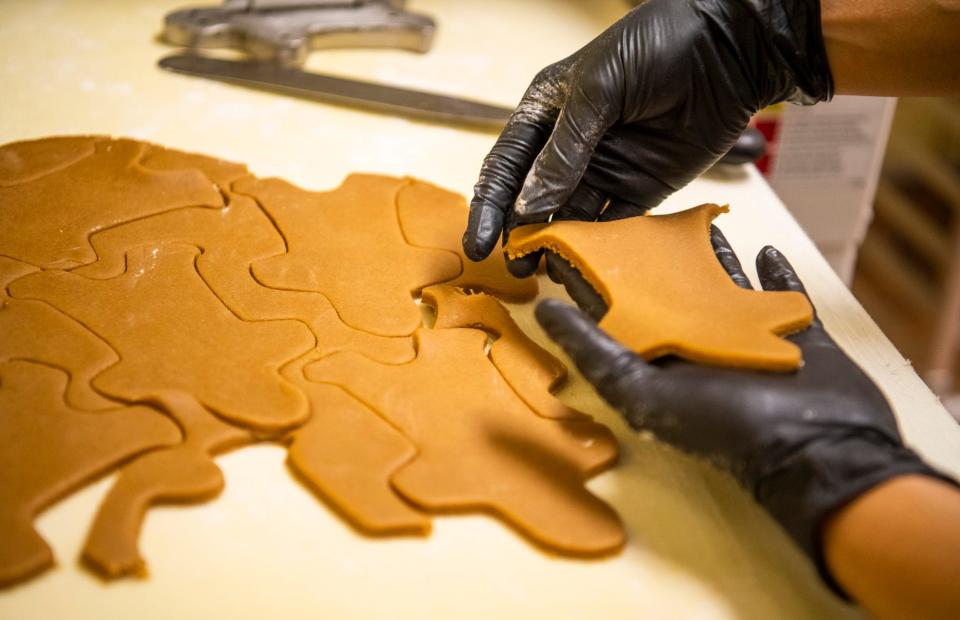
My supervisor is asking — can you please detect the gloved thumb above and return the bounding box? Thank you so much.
[535,299,654,413]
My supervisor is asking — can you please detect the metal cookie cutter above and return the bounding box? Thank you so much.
[162,0,436,66]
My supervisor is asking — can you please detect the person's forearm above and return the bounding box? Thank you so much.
[820,0,960,95]
[823,474,960,619]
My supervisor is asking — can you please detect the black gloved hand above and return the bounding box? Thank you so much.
[535,236,954,590]
[463,0,833,289]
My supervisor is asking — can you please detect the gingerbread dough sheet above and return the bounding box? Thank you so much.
[0,136,97,186]
[305,328,623,556]
[9,244,313,433]
[506,205,814,370]
[0,137,224,268]
[138,143,252,189]
[0,256,118,411]
[0,136,627,590]
[236,174,461,337]
[79,190,414,364]
[396,180,538,301]
[422,284,585,421]
[0,361,180,588]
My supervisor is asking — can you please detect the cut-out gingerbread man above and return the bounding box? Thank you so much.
[10,244,313,433]
[236,174,461,337]
[305,327,624,556]
[0,137,224,268]
[506,205,813,371]
[0,361,179,588]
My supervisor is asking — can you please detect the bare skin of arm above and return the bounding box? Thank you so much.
[821,0,960,95]
[823,474,960,620]
[820,5,960,610]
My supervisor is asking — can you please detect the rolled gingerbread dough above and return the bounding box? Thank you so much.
[305,328,624,556]
[237,174,462,337]
[422,284,585,420]
[0,136,627,588]
[0,361,180,588]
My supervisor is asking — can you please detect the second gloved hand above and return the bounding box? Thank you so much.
[535,238,953,590]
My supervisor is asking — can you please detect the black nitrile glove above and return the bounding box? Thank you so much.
[534,236,955,591]
[463,0,834,289]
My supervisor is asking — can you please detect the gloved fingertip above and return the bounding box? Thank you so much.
[709,225,733,253]
[506,251,542,278]
[756,246,808,295]
[463,200,505,261]
[534,297,573,324]
[545,252,608,320]
[710,225,753,290]
[545,251,564,284]
[534,299,593,345]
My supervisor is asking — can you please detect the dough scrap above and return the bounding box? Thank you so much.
[0,361,180,588]
[237,174,461,337]
[82,392,250,578]
[1,256,119,411]
[9,244,313,433]
[506,205,813,370]
[396,180,538,301]
[422,285,584,420]
[0,137,224,268]
[305,328,623,556]
[78,190,414,364]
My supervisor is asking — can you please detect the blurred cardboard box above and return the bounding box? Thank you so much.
[755,96,897,283]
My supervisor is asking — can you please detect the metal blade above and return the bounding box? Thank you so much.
[158,54,514,129]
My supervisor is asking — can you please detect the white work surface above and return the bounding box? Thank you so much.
[2,1,959,618]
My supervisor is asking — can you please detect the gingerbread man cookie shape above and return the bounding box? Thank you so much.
[421,285,585,420]
[0,361,179,588]
[396,180,538,301]
[10,244,313,433]
[237,174,461,337]
[0,256,119,411]
[506,205,813,371]
[282,351,429,537]
[0,137,224,268]
[305,328,623,556]
[80,190,414,364]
